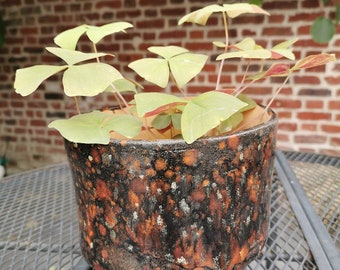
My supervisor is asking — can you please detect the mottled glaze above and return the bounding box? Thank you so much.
[65,110,277,270]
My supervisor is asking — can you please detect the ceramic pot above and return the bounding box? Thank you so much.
[64,109,277,270]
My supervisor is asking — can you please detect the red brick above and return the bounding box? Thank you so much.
[298,89,331,96]
[271,99,302,109]
[294,135,327,144]
[278,122,297,131]
[136,19,165,29]
[328,101,340,110]
[301,0,320,8]
[190,31,204,39]
[325,76,340,85]
[289,12,323,22]
[268,14,285,24]
[301,124,317,131]
[30,120,47,127]
[161,8,186,16]
[294,75,320,85]
[321,125,340,133]
[159,30,186,39]
[187,85,214,94]
[263,1,298,10]
[331,137,340,146]
[306,100,324,109]
[297,112,332,120]
[140,0,166,5]
[38,15,60,24]
[184,42,213,51]
[96,1,121,9]
[262,27,293,36]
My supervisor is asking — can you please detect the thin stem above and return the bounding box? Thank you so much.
[216,11,229,91]
[234,79,256,97]
[109,82,130,108]
[232,75,291,133]
[234,59,266,96]
[74,96,81,115]
[263,74,291,114]
[93,43,100,63]
[234,60,251,95]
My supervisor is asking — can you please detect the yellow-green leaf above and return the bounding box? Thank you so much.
[14,65,67,96]
[169,52,208,88]
[217,49,271,60]
[48,111,142,144]
[128,58,169,88]
[134,92,187,117]
[148,45,188,60]
[46,47,110,65]
[108,78,137,93]
[223,3,270,18]
[62,63,123,97]
[54,25,87,50]
[181,91,247,143]
[213,41,226,48]
[86,22,133,44]
[178,3,269,26]
[151,113,172,130]
[178,4,224,26]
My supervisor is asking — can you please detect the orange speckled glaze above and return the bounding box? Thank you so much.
[65,110,277,270]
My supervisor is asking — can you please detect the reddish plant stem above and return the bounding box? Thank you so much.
[216,11,229,91]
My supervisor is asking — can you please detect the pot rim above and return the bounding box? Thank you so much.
[99,107,277,147]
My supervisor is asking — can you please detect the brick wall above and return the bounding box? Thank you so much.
[1,0,339,174]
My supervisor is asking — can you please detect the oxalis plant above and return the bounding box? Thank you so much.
[14,3,335,144]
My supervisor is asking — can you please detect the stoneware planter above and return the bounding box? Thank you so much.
[65,109,277,270]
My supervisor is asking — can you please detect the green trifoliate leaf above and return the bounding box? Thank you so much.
[218,38,271,60]
[237,94,257,112]
[48,111,142,144]
[148,46,188,60]
[213,41,226,48]
[134,92,187,117]
[54,25,88,50]
[128,58,169,88]
[181,91,247,144]
[14,65,67,96]
[169,52,208,88]
[178,3,269,26]
[46,47,111,65]
[86,22,133,44]
[219,112,244,133]
[223,3,269,18]
[271,38,297,60]
[230,37,259,51]
[272,38,298,50]
[151,112,182,131]
[151,113,172,130]
[130,46,207,88]
[217,49,271,60]
[62,63,123,97]
[178,4,224,25]
[108,78,137,93]
[171,113,182,130]
[54,22,133,50]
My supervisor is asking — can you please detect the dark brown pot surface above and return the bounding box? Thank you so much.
[65,110,277,270]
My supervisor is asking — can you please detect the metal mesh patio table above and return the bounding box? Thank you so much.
[0,151,339,269]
